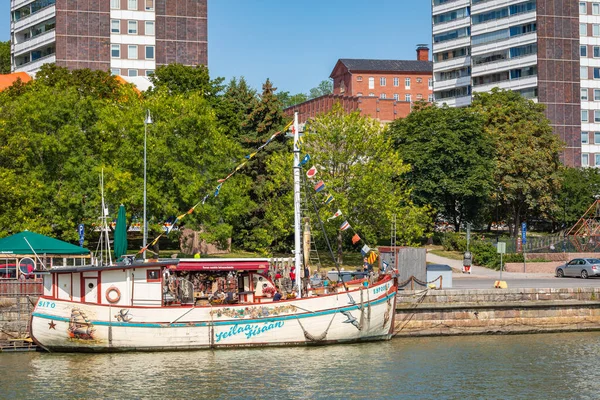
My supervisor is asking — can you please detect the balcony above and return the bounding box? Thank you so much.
[14,54,56,75]
[433,36,471,54]
[434,56,471,72]
[12,0,36,10]
[12,5,55,32]
[13,29,55,56]
[472,0,522,13]
[436,95,472,108]
[432,0,470,15]
[473,75,537,93]
[433,17,470,35]
[434,75,471,92]
[471,12,537,36]
[471,54,537,77]
[471,32,537,56]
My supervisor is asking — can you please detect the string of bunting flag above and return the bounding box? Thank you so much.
[136,120,294,256]
[297,132,380,269]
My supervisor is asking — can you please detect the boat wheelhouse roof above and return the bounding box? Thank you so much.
[48,260,178,274]
[177,258,271,272]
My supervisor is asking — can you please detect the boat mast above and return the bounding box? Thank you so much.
[99,170,112,266]
[293,112,303,297]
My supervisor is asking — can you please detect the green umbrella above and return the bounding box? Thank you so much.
[114,204,128,259]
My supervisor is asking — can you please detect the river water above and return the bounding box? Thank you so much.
[1,332,599,399]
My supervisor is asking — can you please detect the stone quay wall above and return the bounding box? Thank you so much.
[394,287,600,336]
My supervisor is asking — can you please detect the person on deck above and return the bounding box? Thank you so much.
[272,289,282,302]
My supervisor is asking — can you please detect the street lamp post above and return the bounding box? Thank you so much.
[143,110,152,258]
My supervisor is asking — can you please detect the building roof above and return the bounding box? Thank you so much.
[0,231,90,256]
[0,72,32,91]
[334,59,433,74]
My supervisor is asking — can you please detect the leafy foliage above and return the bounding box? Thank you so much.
[390,102,495,231]
[148,64,225,102]
[552,167,600,229]
[472,89,564,236]
[0,41,10,74]
[303,104,430,262]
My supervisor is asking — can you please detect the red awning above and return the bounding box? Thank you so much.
[177,260,270,271]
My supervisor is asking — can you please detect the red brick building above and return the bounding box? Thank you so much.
[286,46,433,124]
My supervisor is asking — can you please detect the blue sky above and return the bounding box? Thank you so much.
[0,1,432,94]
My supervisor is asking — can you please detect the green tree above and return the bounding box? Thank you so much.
[148,64,225,102]
[472,88,564,236]
[309,79,333,99]
[390,102,495,231]
[276,91,308,108]
[216,77,258,140]
[234,79,289,252]
[0,41,10,74]
[304,104,430,262]
[553,167,600,230]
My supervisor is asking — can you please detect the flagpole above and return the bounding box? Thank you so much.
[293,112,303,298]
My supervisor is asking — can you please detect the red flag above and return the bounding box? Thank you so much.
[352,233,361,244]
[306,166,318,179]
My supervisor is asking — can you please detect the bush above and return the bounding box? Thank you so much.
[471,241,500,270]
[441,232,467,252]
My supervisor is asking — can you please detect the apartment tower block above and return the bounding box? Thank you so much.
[432,0,581,166]
[10,0,207,78]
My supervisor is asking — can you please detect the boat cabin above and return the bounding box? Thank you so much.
[44,258,283,307]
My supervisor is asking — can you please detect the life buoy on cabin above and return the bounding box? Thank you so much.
[106,286,121,303]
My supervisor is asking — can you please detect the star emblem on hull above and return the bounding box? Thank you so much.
[48,321,56,330]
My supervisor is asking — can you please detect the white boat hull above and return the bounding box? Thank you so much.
[31,278,397,352]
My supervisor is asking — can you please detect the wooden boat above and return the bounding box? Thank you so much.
[29,113,398,352]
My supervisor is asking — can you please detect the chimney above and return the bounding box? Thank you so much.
[416,44,429,61]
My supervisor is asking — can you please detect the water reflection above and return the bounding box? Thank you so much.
[1,332,599,399]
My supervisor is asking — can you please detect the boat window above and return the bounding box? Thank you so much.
[147,269,161,282]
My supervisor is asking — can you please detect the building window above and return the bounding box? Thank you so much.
[146,70,154,77]
[428,94,434,102]
[416,78,422,83]
[405,78,411,88]
[405,94,411,102]
[357,76,362,82]
[145,21,155,36]
[596,154,600,166]
[393,93,399,100]
[583,131,590,144]
[111,44,120,58]
[595,3,600,15]
[128,69,138,77]
[583,110,589,122]
[582,88,589,101]
[128,0,138,10]
[145,0,154,10]
[581,23,588,36]
[368,77,374,89]
[582,45,588,57]
[357,92,362,96]
[369,92,375,97]
[594,24,600,37]
[380,77,386,86]
[393,77,399,86]
[128,21,138,35]
[416,94,423,100]
[128,45,138,59]
[428,78,433,88]
[111,20,120,34]
[111,0,120,9]
[595,111,600,123]
[380,93,386,99]
[595,89,600,101]
[595,47,600,58]
[583,153,590,167]
[582,66,589,79]
[110,68,120,75]
[595,132,600,144]
[145,45,155,59]
[595,68,600,79]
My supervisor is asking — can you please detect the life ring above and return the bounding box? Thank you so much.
[106,287,121,303]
